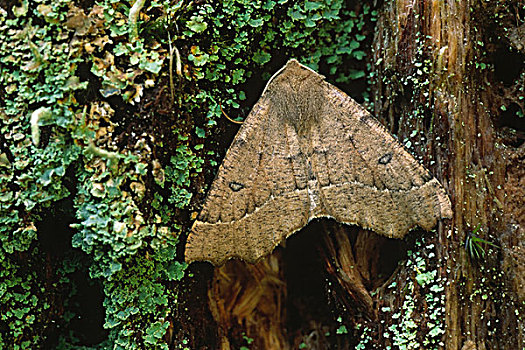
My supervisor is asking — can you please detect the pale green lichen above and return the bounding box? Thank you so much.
[0,0,376,348]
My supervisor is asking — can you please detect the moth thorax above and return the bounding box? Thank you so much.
[269,84,325,135]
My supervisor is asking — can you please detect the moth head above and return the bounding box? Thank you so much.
[265,59,326,135]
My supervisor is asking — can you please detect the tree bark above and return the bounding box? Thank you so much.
[372,1,525,349]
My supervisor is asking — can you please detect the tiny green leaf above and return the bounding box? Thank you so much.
[187,15,208,33]
[253,50,271,65]
[248,18,263,27]
[195,127,206,138]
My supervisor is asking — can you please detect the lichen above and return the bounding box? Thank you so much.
[355,238,447,350]
[0,0,376,348]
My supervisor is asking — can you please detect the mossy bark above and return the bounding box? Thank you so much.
[371,0,524,349]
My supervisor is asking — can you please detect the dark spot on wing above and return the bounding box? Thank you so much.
[229,182,244,192]
[360,114,371,123]
[233,138,246,147]
[378,152,393,165]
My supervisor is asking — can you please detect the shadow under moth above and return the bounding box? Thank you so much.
[185,59,452,266]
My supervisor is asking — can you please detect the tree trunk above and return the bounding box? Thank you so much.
[182,1,525,349]
[372,1,524,349]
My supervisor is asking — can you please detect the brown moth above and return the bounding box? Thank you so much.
[185,59,452,265]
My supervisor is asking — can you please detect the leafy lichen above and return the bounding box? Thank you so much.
[0,0,376,348]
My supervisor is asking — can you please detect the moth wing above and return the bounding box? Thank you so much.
[312,85,452,238]
[185,97,311,265]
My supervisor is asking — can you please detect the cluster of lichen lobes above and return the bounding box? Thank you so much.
[1,1,82,348]
[0,0,374,348]
[0,1,186,348]
[355,238,446,350]
[186,0,374,120]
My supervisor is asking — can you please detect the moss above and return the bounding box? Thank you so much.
[0,0,377,348]
[355,238,446,350]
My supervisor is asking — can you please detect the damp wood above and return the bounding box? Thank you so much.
[185,59,452,265]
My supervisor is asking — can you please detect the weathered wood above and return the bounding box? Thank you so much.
[208,254,287,349]
[372,0,524,348]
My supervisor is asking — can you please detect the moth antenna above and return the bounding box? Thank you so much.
[261,59,323,96]
[219,103,243,124]
[261,64,288,96]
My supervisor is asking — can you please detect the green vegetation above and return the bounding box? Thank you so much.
[0,0,376,348]
[464,223,499,260]
[356,239,446,350]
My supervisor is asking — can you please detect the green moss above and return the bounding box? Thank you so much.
[356,238,446,350]
[0,0,377,348]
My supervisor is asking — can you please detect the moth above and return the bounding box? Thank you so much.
[186,59,452,265]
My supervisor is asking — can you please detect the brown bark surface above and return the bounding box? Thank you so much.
[372,1,525,349]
